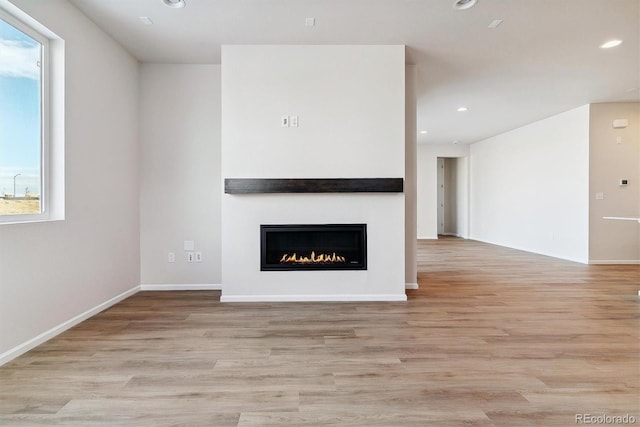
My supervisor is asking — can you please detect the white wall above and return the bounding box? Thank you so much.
[469,105,590,263]
[139,64,222,286]
[455,156,469,238]
[417,144,469,239]
[222,45,404,179]
[0,0,139,360]
[589,102,640,263]
[221,45,406,301]
[405,65,418,288]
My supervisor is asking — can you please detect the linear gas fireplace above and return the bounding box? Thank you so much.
[261,224,367,271]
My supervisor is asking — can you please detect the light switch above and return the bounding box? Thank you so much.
[281,116,289,127]
[290,116,299,127]
[595,192,604,200]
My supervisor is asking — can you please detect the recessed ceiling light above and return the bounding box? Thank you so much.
[457,107,468,112]
[139,16,153,25]
[488,19,503,29]
[453,0,477,10]
[162,0,185,9]
[420,130,428,134]
[600,39,622,49]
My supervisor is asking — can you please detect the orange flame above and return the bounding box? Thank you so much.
[279,251,346,264]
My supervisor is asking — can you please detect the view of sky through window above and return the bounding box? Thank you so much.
[0,17,42,215]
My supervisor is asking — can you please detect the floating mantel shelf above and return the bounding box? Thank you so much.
[224,178,404,194]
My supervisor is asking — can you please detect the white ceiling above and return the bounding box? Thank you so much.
[68,0,640,145]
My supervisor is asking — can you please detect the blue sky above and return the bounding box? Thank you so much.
[0,17,41,195]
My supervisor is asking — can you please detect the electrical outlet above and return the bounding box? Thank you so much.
[187,252,195,263]
[195,252,202,262]
[168,252,175,263]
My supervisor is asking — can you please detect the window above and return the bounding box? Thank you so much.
[0,7,54,223]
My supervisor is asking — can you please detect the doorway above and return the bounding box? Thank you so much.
[437,158,445,235]
[436,156,469,238]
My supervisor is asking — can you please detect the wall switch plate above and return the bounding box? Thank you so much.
[168,252,175,263]
[281,116,289,127]
[595,192,604,200]
[195,251,202,262]
[612,119,628,129]
[184,240,195,251]
[187,252,195,263]
[290,116,299,127]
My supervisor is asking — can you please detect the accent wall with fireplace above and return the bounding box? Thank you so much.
[221,45,407,302]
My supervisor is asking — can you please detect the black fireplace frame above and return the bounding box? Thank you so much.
[260,224,367,271]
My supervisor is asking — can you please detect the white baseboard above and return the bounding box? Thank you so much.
[139,284,222,291]
[469,237,589,264]
[589,260,640,265]
[220,294,408,302]
[0,285,140,367]
[405,283,419,290]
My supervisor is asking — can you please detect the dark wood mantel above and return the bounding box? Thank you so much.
[224,178,404,194]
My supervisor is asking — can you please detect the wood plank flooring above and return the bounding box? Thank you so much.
[1,237,638,426]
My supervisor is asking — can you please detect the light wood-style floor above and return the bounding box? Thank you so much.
[1,238,638,426]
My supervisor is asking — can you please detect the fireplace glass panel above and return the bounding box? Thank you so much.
[261,224,367,271]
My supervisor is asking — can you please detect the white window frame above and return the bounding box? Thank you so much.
[0,5,61,225]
